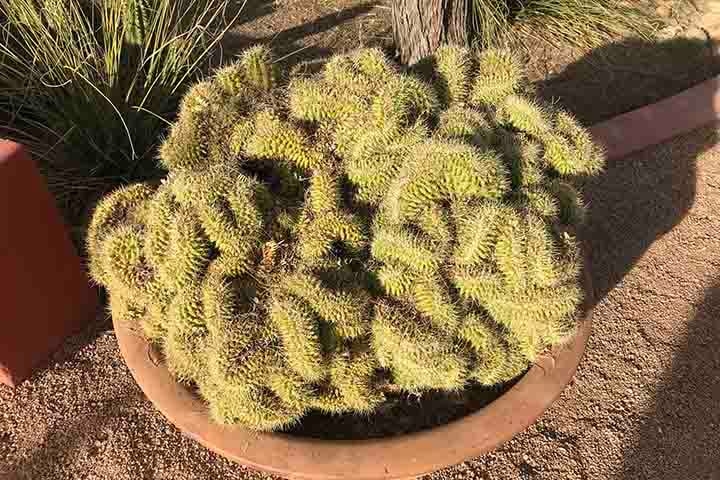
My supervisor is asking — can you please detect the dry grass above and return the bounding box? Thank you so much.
[471,0,662,48]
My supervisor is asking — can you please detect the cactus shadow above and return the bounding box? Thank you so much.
[536,36,720,124]
[619,281,720,479]
[580,125,718,308]
[289,381,519,440]
[544,36,720,306]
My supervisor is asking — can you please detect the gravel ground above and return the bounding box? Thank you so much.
[2,126,719,479]
[4,1,720,477]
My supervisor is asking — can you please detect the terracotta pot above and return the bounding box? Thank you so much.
[114,271,593,480]
[0,141,98,386]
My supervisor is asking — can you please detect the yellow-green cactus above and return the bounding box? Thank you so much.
[90,160,380,430]
[280,272,371,339]
[373,301,469,391]
[213,45,278,100]
[242,110,327,171]
[240,45,278,91]
[458,313,528,385]
[122,0,149,46]
[470,49,523,106]
[89,45,603,432]
[86,183,154,284]
[435,106,494,147]
[433,44,473,107]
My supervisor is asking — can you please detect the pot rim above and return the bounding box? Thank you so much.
[113,273,593,480]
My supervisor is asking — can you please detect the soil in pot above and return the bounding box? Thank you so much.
[286,378,520,440]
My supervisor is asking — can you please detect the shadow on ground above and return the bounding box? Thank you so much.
[574,123,719,480]
[581,126,716,305]
[557,38,720,480]
[234,0,276,26]
[561,37,720,305]
[220,1,387,66]
[538,36,720,124]
[619,281,720,479]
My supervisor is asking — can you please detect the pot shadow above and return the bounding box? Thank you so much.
[619,282,720,479]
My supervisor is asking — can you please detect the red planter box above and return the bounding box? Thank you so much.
[0,141,98,386]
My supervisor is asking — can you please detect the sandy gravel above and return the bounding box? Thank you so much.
[3,1,720,475]
[2,125,720,479]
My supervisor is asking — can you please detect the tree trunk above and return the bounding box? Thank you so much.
[392,0,469,66]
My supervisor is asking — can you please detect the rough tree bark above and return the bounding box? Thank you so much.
[392,0,469,65]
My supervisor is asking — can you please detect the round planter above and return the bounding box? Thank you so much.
[114,271,593,480]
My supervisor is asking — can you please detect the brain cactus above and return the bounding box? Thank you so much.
[88,45,603,431]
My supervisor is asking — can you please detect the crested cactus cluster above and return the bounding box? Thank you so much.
[89,45,603,432]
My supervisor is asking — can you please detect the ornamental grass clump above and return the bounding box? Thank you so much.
[469,0,657,49]
[0,0,238,226]
[89,45,604,432]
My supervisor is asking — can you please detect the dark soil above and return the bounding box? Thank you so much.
[287,380,517,440]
